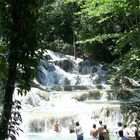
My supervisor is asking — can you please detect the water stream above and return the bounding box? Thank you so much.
[15,50,140,140]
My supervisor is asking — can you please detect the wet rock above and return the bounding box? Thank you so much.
[64,86,73,91]
[92,66,98,73]
[107,89,133,100]
[50,86,64,91]
[95,84,103,89]
[74,85,90,90]
[54,59,73,72]
[29,120,45,133]
[23,88,49,106]
[74,93,88,101]
[88,90,100,100]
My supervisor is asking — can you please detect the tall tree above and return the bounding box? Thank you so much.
[0,0,41,139]
[38,0,81,56]
[66,0,140,82]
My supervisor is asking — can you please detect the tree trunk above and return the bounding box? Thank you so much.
[0,1,18,139]
[0,0,38,139]
[0,51,17,139]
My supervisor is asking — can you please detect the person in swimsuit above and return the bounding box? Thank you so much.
[53,120,61,133]
[102,125,110,140]
[98,120,104,140]
[90,124,98,140]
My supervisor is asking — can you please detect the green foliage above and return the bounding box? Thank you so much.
[38,0,82,56]
[67,0,140,81]
[0,0,43,139]
[38,0,140,80]
[0,1,9,99]
[0,0,139,139]
[9,0,41,95]
[77,33,121,44]
[0,0,41,95]
[8,100,23,140]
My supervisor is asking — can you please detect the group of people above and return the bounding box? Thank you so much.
[52,119,140,140]
[53,119,84,140]
[90,120,110,140]
[90,121,140,140]
[115,121,140,140]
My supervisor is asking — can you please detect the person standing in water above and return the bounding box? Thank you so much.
[123,124,130,138]
[130,122,139,140]
[69,119,75,133]
[116,122,123,138]
[98,120,104,140]
[118,130,129,140]
[90,124,98,140]
[75,121,84,140]
[102,125,110,140]
[53,120,61,133]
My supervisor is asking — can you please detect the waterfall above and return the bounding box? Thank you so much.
[15,50,140,140]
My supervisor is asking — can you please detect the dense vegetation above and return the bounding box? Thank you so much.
[0,0,41,139]
[38,0,140,82]
[0,0,140,139]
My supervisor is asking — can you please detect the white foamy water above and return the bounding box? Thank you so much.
[13,50,139,140]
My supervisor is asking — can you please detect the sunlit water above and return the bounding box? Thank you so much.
[14,50,139,140]
[17,132,117,140]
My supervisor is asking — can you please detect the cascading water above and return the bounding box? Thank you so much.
[15,50,140,140]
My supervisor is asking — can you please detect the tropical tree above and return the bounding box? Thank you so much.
[0,0,42,139]
[66,0,140,82]
[38,0,82,57]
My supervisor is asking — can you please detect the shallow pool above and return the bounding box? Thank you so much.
[17,133,117,140]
